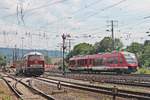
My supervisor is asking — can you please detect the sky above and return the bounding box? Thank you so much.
[0,0,150,50]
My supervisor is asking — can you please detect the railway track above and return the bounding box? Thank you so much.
[1,73,55,100]
[45,71,150,88]
[36,76,150,100]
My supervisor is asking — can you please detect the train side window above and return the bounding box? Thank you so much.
[80,60,82,66]
[94,58,103,66]
[106,57,118,64]
[120,58,123,64]
[107,57,113,64]
[85,59,87,65]
[78,59,85,66]
[81,59,84,66]
[113,57,118,64]
[98,59,103,65]
[89,59,92,65]
[77,60,80,67]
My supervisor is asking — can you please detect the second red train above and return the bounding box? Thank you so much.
[69,51,138,74]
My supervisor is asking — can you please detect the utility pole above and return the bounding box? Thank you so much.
[68,39,71,53]
[12,45,17,67]
[13,47,15,64]
[14,45,17,62]
[21,37,24,58]
[107,20,118,51]
[66,36,73,53]
[111,20,115,51]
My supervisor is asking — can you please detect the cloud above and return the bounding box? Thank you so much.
[125,0,150,12]
[0,0,149,49]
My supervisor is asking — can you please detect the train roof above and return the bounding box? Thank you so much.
[69,51,136,60]
[23,51,43,57]
[70,54,103,60]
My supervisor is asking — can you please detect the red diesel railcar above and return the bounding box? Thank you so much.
[69,51,138,74]
[16,52,45,76]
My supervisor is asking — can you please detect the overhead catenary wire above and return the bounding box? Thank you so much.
[0,0,127,32]
[42,0,128,32]
[1,0,68,19]
[76,0,127,22]
[39,0,104,29]
[0,0,149,49]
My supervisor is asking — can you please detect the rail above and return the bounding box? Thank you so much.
[37,76,150,100]
[45,72,150,88]
[2,77,24,100]
[2,73,55,100]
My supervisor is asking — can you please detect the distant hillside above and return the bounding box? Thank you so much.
[0,47,63,60]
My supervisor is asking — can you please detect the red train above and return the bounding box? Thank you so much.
[69,51,138,74]
[16,52,45,76]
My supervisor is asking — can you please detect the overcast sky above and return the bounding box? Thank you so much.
[0,0,150,50]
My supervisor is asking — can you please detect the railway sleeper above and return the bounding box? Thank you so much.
[51,89,67,95]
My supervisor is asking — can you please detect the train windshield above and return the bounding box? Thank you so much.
[124,53,137,64]
[29,55,44,61]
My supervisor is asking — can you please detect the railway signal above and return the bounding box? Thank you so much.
[61,34,71,75]
[62,34,66,75]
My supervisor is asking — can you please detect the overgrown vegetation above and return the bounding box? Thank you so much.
[136,68,150,74]
[45,56,52,64]
[0,55,7,67]
[126,40,150,68]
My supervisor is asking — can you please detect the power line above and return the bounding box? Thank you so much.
[144,16,150,19]
[40,0,104,28]
[102,0,127,11]
[1,0,127,34]
[71,0,103,14]
[120,18,150,30]
[74,0,127,21]
[1,0,68,19]
[50,0,127,31]
[77,0,127,22]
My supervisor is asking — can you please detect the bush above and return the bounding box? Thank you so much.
[136,67,150,74]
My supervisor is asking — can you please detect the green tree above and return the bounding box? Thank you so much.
[73,43,95,55]
[126,42,143,66]
[45,56,52,64]
[66,43,95,61]
[126,41,150,67]
[126,42,143,54]
[140,45,150,67]
[144,40,150,46]
[0,55,7,67]
[94,37,123,53]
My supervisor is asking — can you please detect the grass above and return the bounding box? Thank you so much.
[136,67,150,74]
[0,80,17,100]
[1,95,11,100]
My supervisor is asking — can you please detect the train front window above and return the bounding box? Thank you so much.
[29,55,44,61]
[124,53,137,64]
[69,60,75,65]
